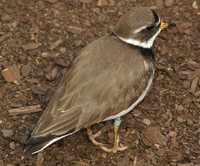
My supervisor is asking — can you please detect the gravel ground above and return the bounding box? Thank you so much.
[0,0,200,165]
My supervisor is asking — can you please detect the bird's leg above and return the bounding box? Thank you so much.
[87,118,127,153]
[100,118,127,153]
[87,127,105,146]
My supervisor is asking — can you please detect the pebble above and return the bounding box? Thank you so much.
[187,119,193,126]
[0,84,9,100]
[102,152,107,158]
[74,40,82,47]
[0,160,4,166]
[182,80,190,89]
[49,39,63,50]
[1,65,21,85]
[160,45,168,56]
[45,67,58,80]
[79,0,92,4]
[190,77,198,93]
[132,109,142,117]
[2,129,14,138]
[167,150,182,161]
[67,26,83,34]
[177,116,186,123]
[143,118,151,125]
[59,47,67,53]
[21,64,32,77]
[192,1,199,9]
[21,42,41,51]
[164,0,175,7]
[155,0,164,9]
[10,142,15,150]
[56,58,68,67]
[177,22,192,34]
[175,104,184,111]
[97,0,108,6]
[45,0,58,3]
[31,85,48,95]
[1,14,12,22]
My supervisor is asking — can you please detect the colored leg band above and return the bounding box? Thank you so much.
[114,119,121,127]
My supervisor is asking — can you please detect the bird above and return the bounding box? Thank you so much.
[24,7,172,155]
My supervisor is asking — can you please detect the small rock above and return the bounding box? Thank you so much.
[167,150,182,161]
[97,0,108,6]
[164,0,175,7]
[67,26,83,34]
[2,129,14,138]
[187,119,193,126]
[1,65,21,85]
[168,131,177,137]
[160,45,168,56]
[190,77,198,93]
[49,39,63,50]
[0,83,9,100]
[0,32,12,43]
[56,58,68,67]
[74,40,82,47]
[36,152,44,166]
[45,0,58,3]
[79,0,92,3]
[59,47,67,53]
[177,22,192,34]
[175,104,184,111]
[21,64,32,77]
[21,42,41,50]
[1,14,12,22]
[31,85,48,95]
[0,160,4,166]
[9,142,15,150]
[108,132,114,143]
[143,118,151,125]
[117,155,131,166]
[143,126,167,146]
[155,148,165,157]
[102,152,107,158]
[178,163,194,166]
[155,0,164,9]
[27,78,39,84]
[192,1,199,9]
[45,67,58,80]
[182,80,190,89]
[177,115,186,123]
[132,109,142,117]
[41,52,49,58]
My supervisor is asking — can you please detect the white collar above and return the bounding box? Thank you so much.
[117,29,161,49]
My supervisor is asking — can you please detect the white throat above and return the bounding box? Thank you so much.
[118,29,161,49]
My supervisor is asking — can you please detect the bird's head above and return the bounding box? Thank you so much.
[113,7,174,49]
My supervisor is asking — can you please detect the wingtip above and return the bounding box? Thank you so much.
[23,135,56,155]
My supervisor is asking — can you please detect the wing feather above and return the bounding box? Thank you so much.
[30,35,154,139]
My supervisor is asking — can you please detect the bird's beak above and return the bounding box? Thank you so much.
[160,21,169,30]
[160,21,176,30]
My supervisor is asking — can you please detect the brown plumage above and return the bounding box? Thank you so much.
[24,7,169,155]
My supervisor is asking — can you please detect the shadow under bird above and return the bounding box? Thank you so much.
[24,7,174,155]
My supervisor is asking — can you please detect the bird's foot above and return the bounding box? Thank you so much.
[87,127,105,146]
[100,135,127,153]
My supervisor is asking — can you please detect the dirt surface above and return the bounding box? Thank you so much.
[0,0,200,165]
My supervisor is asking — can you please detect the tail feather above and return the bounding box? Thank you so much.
[24,140,51,155]
[24,129,76,155]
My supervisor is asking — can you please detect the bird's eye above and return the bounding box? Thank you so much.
[145,26,154,32]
